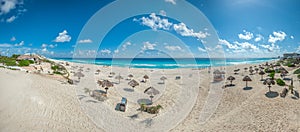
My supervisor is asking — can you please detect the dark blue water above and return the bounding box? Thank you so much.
[53,58,277,69]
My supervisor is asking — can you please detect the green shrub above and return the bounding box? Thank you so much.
[298,74,300,79]
[265,68,275,73]
[53,71,62,75]
[269,71,275,80]
[276,78,285,86]
[18,60,30,66]
[28,60,34,64]
[51,65,59,71]
[287,63,296,67]
[294,68,300,74]
[5,60,17,66]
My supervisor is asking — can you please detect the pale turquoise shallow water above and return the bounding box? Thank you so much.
[54,58,277,69]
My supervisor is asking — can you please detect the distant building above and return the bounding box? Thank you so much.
[282,53,300,59]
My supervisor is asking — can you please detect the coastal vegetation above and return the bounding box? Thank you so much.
[276,78,285,86]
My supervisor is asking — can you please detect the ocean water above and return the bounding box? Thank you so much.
[53,58,277,69]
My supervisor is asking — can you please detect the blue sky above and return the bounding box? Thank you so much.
[0,0,299,58]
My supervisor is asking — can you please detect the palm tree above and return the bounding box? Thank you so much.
[243,75,252,88]
[259,70,265,81]
[263,78,275,92]
[227,76,235,86]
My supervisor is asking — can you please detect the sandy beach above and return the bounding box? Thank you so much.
[1,60,299,131]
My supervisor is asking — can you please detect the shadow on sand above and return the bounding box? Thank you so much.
[265,91,279,98]
[123,88,134,92]
[78,95,87,100]
[292,91,299,100]
[137,98,152,105]
[243,87,253,90]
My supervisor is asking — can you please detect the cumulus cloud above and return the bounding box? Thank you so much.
[260,43,279,52]
[0,43,13,48]
[165,0,176,4]
[238,30,253,40]
[290,36,294,39]
[42,48,47,52]
[54,30,71,42]
[41,43,47,48]
[78,39,92,43]
[268,31,286,43]
[234,41,259,50]
[122,41,131,51]
[135,13,172,30]
[165,45,182,51]
[173,23,209,39]
[49,44,57,48]
[114,49,119,54]
[219,39,239,49]
[6,15,17,23]
[198,47,206,52]
[0,0,20,14]
[10,36,16,41]
[100,49,111,54]
[142,41,156,50]
[254,34,263,42]
[14,41,24,46]
[159,10,167,16]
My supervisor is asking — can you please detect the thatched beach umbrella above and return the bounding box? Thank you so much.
[263,78,275,92]
[115,74,123,84]
[249,69,255,75]
[78,68,84,72]
[128,79,139,89]
[234,69,240,74]
[99,80,114,94]
[143,75,149,82]
[74,72,84,80]
[144,86,160,103]
[255,68,259,73]
[227,76,235,86]
[160,76,167,84]
[259,70,265,81]
[128,74,133,80]
[243,75,252,88]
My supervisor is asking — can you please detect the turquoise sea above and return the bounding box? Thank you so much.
[53,58,277,69]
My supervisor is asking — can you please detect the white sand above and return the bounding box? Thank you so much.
[1,61,300,131]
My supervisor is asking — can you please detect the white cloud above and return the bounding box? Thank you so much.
[142,41,156,50]
[41,43,47,48]
[49,44,57,48]
[78,39,92,43]
[165,0,176,5]
[291,36,294,39]
[165,45,182,51]
[10,36,16,41]
[219,39,239,49]
[42,48,47,52]
[173,23,209,39]
[254,34,263,42]
[100,49,111,54]
[54,30,71,42]
[159,10,167,16]
[297,46,300,52]
[198,47,206,52]
[0,43,13,48]
[268,31,286,43]
[6,15,17,23]
[238,30,253,40]
[122,41,131,50]
[14,41,24,46]
[234,41,259,50]
[0,0,19,14]
[136,13,173,30]
[260,43,279,52]
[114,49,119,54]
